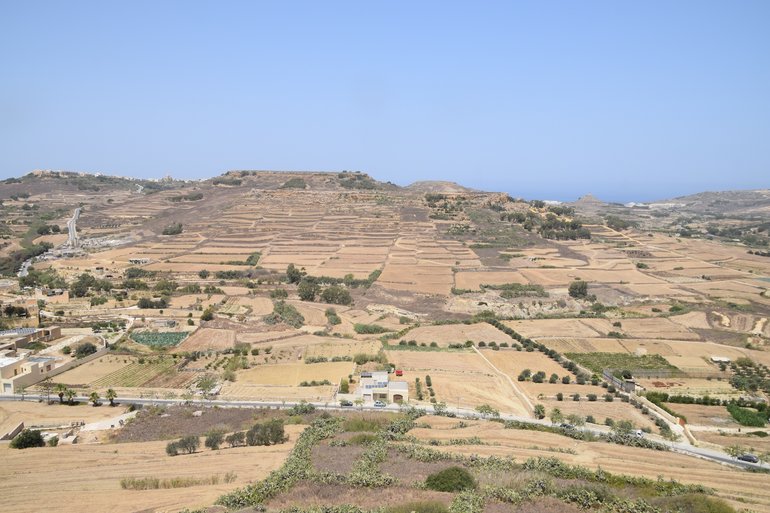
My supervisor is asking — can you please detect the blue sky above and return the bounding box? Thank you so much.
[1,1,768,201]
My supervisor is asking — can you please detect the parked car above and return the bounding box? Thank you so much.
[373,400,386,408]
[339,400,353,407]
[559,423,575,430]
[738,454,759,463]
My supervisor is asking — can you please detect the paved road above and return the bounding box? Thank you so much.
[2,394,767,471]
[66,207,81,248]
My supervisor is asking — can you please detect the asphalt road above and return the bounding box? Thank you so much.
[66,207,81,247]
[2,393,767,471]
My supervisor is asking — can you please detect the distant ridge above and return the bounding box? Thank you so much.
[655,189,770,216]
[571,194,605,205]
[405,180,475,193]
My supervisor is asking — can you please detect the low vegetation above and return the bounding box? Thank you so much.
[566,352,680,375]
[120,473,235,489]
[265,300,305,328]
[131,331,188,348]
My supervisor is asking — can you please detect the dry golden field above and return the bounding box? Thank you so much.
[174,328,236,352]
[410,416,770,512]
[236,361,354,386]
[385,350,530,415]
[0,427,301,513]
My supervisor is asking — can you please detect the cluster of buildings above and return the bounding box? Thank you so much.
[0,327,62,395]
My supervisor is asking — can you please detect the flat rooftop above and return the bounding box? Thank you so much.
[0,356,23,367]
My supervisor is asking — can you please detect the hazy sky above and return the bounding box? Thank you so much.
[1,1,768,201]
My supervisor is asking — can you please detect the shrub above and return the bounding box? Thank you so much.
[264,300,304,328]
[604,394,614,402]
[287,401,316,415]
[353,323,388,334]
[205,431,225,450]
[225,431,246,448]
[320,285,353,305]
[166,441,180,456]
[350,433,378,445]
[246,419,287,446]
[10,429,45,449]
[655,493,737,513]
[162,223,183,235]
[424,466,476,492]
[556,392,564,401]
[177,435,200,454]
[568,280,588,298]
[726,403,767,427]
[587,394,597,402]
[75,342,97,358]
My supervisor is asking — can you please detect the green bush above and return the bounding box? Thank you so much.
[654,493,736,513]
[166,441,180,456]
[10,429,45,449]
[205,431,225,450]
[349,433,378,445]
[424,466,476,492]
[75,342,97,358]
[726,403,767,427]
[287,401,316,415]
[325,307,342,325]
[131,332,188,348]
[161,223,183,235]
[320,285,353,305]
[246,419,287,446]
[353,323,389,334]
[264,300,304,328]
[177,435,200,454]
[568,280,588,298]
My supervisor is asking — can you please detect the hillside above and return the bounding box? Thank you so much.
[1,169,769,513]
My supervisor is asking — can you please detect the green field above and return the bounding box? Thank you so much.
[565,352,681,376]
[131,331,188,348]
[90,358,177,387]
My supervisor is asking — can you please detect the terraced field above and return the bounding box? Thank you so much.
[90,358,178,388]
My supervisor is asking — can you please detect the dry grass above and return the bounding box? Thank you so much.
[174,328,235,352]
[52,355,136,386]
[0,428,299,513]
[410,416,770,511]
[236,361,354,386]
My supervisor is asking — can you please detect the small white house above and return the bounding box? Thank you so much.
[355,371,408,404]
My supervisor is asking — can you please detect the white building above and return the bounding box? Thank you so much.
[0,354,57,394]
[355,371,408,404]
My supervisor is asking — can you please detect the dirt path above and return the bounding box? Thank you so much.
[472,346,534,415]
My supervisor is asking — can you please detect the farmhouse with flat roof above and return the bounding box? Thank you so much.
[355,371,408,404]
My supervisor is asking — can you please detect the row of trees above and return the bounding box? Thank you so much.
[43,382,117,407]
[167,420,287,456]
